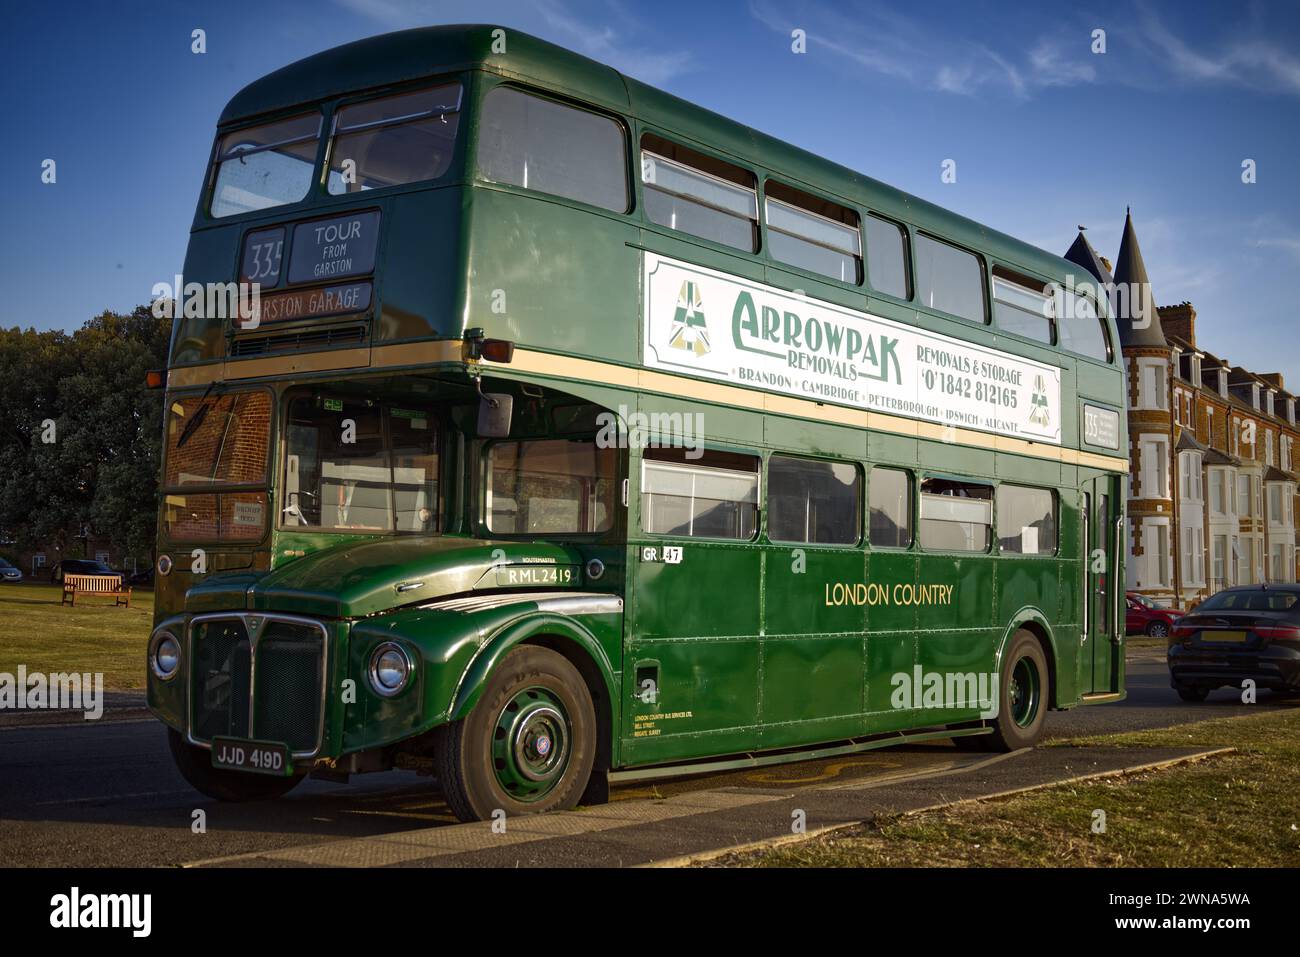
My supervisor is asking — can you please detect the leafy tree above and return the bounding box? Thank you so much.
[0,307,171,559]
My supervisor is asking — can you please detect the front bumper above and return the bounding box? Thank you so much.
[1167,641,1300,690]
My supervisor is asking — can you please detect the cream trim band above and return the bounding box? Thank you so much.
[167,341,1128,473]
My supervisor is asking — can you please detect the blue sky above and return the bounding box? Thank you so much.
[3,0,1299,382]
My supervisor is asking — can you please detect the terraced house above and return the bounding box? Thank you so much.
[1067,213,1300,608]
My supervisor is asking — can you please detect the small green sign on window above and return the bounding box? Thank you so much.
[323,398,343,412]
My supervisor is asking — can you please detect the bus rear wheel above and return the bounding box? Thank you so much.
[166,728,304,802]
[436,645,596,823]
[985,630,1048,751]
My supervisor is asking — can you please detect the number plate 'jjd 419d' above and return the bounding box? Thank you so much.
[211,737,293,776]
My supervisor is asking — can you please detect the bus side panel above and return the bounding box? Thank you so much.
[623,544,762,764]
[464,187,641,365]
[863,549,919,731]
[759,543,866,748]
[915,554,997,724]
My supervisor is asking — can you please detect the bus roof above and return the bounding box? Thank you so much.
[219,24,1093,295]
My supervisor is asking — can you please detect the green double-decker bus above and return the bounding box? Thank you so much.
[146,24,1129,820]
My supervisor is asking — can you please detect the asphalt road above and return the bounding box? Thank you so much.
[0,653,1286,867]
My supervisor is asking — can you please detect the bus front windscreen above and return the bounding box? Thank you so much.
[281,396,439,533]
[162,390,272,542]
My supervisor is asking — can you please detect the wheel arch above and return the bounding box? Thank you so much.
[449,614,618,764]
[995,608,1062,709]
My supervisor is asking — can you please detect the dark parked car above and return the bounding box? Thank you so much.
[1167,585,1300,701]
[1125,592,1185,638]
[0,558,21,583]
[49,559,119,585]
[128,567,154,586]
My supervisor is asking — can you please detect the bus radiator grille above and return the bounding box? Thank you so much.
[191,618,252,743]
[251,621,325,754]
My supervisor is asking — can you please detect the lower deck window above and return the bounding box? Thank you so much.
[486,439,615,535]
[919,478,992,552]
[869,467,912,547]
[282,397,439,532]
[768,455,859,544]
[642,448,759,539]
[997,484,1057,554]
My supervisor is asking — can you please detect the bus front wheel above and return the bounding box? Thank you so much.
[986,630,1048,751]
[436,645,596,823]
[166,728,305,802]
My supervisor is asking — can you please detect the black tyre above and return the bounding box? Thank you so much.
[985,629,1049,751]
[436,645,596,823]
[1145,620,1170,639]
[1175,684,1209,702]
[167,728,304,802]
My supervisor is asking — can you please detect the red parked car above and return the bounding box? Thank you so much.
[1125,592,1185,638]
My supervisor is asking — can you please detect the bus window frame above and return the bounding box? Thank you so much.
[472,79,635,218]
[322,81,465,197]
[917,473,994,555]
[159,384,277,547]
[760,178,864,289]
[763,452,862,548]
[990,263,1058,348]
[866,464,915,551]
[995,482,1059,558]
[205,111,329,222]
[636,126,761,256]
[477,436,621,541]
[863,212,915,304]
[912,231,990,327]
[274,389,447,537]
[1056,283,1115,365]
[639,445,763,544]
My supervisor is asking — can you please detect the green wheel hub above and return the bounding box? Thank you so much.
[1007,656,1041,728]
[491,687,571,802]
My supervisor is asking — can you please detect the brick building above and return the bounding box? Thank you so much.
[1066,213,1300,608]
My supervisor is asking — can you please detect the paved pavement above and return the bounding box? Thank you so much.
[0,653,1287,867]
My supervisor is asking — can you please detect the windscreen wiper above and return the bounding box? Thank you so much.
[175,381,217,450]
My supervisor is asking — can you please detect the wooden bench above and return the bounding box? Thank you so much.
[61,573,132,608]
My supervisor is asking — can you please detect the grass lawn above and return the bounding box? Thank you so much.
[0,581,153,690]
[711,708,1300,867]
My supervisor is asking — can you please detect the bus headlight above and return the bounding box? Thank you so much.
[369,643,413,697]
[150,631,181,681]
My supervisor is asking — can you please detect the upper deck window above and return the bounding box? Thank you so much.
[864,214,910,300]
[477,87,628,212]
[992,268,1054,344]
[641,135,758,253]
[915,234,986,323]
[327,83,462,194]
[210,113,320,218]
[1055,288,1112,363]
[764,182,861,284]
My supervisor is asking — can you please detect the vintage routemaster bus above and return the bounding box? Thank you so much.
[146,24,1128,820]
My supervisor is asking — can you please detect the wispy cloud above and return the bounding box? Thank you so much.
[531,0,693,85]
[748,0,1096,100]
[333,0,693,86]
[1126,3,1300,96]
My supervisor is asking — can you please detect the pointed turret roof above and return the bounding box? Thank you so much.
[1063,227,1114,286]
[1111,209,1168,349]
